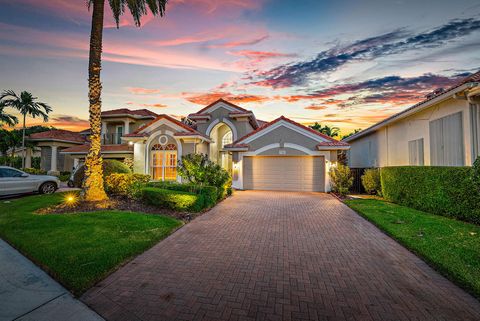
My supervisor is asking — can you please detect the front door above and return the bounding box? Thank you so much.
[151,144,177,181]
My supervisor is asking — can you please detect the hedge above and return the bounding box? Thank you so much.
[141,187,205,212]
[72,160,131,187]
[147,181,218,208]
[380,166,480,224]
[105,173,151,196]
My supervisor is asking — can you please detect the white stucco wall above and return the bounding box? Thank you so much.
[348,97,474,167]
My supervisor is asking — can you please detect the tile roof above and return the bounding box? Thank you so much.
[61,144,133,153]
[28,130,86,143]
[344,70,480,142]
[226,116,349,148]
[194,98,250,115]
[101,108,158,118]
[133,114,196,134]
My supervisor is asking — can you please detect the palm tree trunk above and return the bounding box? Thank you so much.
[84,0,108,202]
[21,113,26,168]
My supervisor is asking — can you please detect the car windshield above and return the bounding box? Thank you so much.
[0,168,25,178]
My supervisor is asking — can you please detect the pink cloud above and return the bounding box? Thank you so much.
[207,35,269,48]
[127,87,161,94]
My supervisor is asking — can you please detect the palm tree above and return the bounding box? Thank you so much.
[0,90,51,168]
[0,102,18,127]
[84,0,168,202]
[309,122,340,138]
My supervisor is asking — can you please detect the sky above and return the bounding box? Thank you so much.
[0,0,479,134]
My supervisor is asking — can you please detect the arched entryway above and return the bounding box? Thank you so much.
[208,122,233,173]
[150,143,177,181]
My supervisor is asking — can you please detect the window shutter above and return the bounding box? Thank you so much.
[471,104,480,160]
[429,112,464,166]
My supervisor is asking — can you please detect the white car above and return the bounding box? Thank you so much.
[0,166,60,196]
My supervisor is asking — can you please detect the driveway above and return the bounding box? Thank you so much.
[82,191,480,321]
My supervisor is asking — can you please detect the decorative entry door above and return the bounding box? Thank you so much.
[151,143,177,181]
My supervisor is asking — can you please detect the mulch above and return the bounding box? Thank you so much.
[36,196,200,222]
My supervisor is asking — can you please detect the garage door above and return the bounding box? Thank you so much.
[243,156,325,192]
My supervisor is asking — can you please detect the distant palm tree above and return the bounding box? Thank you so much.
[84,0,168,202]
[0,90,51,168]
[0,102,18,127]
[309,122,340,138]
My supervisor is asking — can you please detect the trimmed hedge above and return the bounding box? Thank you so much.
[381,166,480,224]
[141,187,204,212]
[147,181,218,208]
[72,160,131,187]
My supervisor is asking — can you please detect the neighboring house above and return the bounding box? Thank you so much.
[28,130,88,173]
[121,99,348,192]
[344,71,480,168]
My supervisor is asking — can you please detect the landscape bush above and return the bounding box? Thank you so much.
[147,181,218,208]
[329,163,353,197]
[23,167,47,175]
[177,153,231,200]
[361,168,382,195]
[141,187,204,212]
[72,159,131,187]
[105,173,151,197]
[381,166,480,224]
[58,171,71,182]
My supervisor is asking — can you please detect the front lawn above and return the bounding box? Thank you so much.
[345,198,480,298]
[0,193,182,295]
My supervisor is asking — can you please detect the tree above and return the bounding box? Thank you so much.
[0,90,51,168]
[84,0,168,202]
[309,122,340,138]
[341,128,362,140]
[0,102,18,127]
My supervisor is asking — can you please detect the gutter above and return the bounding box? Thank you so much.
[343,83,472,142]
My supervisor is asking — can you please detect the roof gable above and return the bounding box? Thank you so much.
[135,114,196,134]
[193,98,250,115]
[232,116,346,146]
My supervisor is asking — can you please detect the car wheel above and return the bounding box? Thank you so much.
[39,182,57,194]
[67,180,74,188]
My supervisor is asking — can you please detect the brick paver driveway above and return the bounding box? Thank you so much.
[82,191,480,321]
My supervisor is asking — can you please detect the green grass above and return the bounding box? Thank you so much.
[345,198,480,298]
[0,193,182,295]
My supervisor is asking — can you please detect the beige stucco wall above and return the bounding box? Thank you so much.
[247,126,319,152]
[195,106,254,140]
[348,97,474,167]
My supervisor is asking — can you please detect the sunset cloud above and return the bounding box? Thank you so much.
[183,92,269,105]
[127,87,161,94]
[254,18,480,88]
[207,35,269,48]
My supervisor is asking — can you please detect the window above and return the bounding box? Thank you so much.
[429,112,464,166]
[471,104,480,160]
[150,143,177,181]
[221,132,233,147]
[0,168,24,178]
[116,126,123,144]
[408,138,424,165]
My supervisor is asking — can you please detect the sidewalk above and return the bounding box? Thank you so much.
[0,239,103,321]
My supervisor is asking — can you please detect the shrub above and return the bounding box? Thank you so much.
[361,168,382,195]
[23,167,47,175]
[58,171,71,182]
[105,173,151,197]
[141,187,204,212]
[473,156,480,193]
[177,153,231,200]
[329,163,353,197]
[147,181,218,208]
[381,166,480,224]
[72,159,131,188]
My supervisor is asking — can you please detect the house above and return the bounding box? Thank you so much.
[27,109,158,173]
[344,71,480,168]
[35,99,348,192]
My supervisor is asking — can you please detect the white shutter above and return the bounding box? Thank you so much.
[429,112,464,166]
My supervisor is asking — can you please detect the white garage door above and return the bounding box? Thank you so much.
[243,156,325,192]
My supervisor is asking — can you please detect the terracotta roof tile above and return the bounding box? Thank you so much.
[194,98,250,114]
[227,116,348,148]
[102,108,158,117]
[133,114,196,134]
[28,130,86,143]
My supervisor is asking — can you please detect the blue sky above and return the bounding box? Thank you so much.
[0,0,479,133]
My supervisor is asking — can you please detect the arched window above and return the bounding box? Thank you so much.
[151,143,177,181]
[222,132,233,147]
